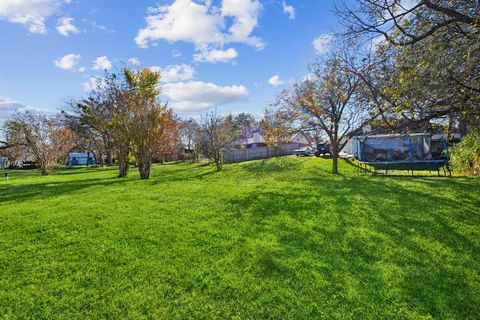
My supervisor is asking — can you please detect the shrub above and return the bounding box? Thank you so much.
[451,129,480,175]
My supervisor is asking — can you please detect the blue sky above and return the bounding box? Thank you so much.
[0,0,342,121]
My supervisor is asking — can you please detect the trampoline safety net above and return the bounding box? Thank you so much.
[353,134,437,162]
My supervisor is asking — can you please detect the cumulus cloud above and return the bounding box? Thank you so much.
[268,75,285,86]
[163,81,249,111]
[54,53,81,70]
[0,0,69,33]
[0,97,50,121]
[193,48,238,63]
[313,33,333,55]
[56,16,79,36]
[153,64,195,82]
[221,0,263,49]
[282,2,295,20]
[128,57,140,66]
[135,0,223,48]
[135,0,263,62]
[92,56,112,70]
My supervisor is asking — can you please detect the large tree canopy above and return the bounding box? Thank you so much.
[337,0,480,133]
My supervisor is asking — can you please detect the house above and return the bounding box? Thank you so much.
[290,133,315,147]
[68,152,96,166]
[245,131,267,148]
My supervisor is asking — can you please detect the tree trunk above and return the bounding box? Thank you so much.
[106,150,113,166]
[214,148,222,171]
[215,159,222,171]
[138,157,151,179]
[104,136,114,166]
[331,142,339,174]
[117,148,129,178]
[40,166,49,175]
[118,161,128,177]
[98,150,104,166]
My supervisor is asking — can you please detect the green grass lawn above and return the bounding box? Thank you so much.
[0,157,479,319]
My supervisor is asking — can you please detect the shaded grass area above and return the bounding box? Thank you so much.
[0,158,479,319]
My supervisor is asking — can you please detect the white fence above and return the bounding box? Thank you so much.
[223,143,301,164]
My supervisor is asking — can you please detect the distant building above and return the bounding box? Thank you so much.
[290,133,315,147]
[246,131,267,148]
[68,152,96,166]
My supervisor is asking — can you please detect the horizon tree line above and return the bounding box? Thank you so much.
[1,0,478,175]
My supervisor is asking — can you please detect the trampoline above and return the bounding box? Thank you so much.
[352,133,451,176]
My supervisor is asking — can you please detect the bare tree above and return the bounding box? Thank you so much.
[337,0,479,46]
[180,118,203,161]
[202,111,239,171]
[7,112,75,175]
[0,124,28,167]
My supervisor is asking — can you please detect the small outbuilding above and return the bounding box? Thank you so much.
[68,152,96,166]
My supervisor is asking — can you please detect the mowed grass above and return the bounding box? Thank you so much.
[0,157,479,319]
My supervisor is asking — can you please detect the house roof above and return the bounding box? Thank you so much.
[247,132,266,145]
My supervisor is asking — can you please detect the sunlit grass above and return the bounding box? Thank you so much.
[0,157,479,319]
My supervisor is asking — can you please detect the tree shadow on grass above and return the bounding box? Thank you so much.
[221,175,480,318]
[149,162,218,184]
[0,176,124,205]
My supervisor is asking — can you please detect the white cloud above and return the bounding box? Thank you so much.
[128,57,140,66]
[135,0,224,48]
[193,48,238,63]
[54,53,81,70]
[0,97,25,120]
[221,0,264,49]
[92,56,112,70]
[0,0,69,33]
[82,76,106,92]
[313,34,333,55]
[0,97,50,121]
[172,50,182,58]
[157,64,195,82]
[135,0,263,61]
[282,2,295,20]
[56,16,79,36]
[268,75,285,86]
[163,81,249,111]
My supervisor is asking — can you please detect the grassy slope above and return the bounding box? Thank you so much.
[0,158,479,319]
